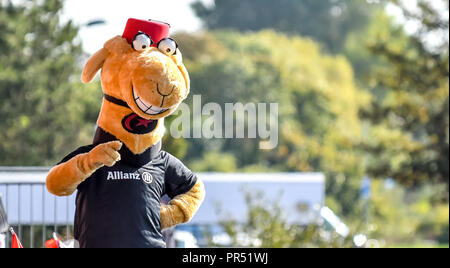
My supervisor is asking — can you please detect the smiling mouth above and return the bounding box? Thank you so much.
[132,87,169,115]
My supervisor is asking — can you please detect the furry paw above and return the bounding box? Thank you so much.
[88,141,122,168]
[160,204,185,230]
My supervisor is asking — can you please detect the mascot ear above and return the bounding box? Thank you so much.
[81,48,108,84]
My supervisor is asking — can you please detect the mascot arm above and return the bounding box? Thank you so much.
[160,179,205,230]
[46,141,122,196]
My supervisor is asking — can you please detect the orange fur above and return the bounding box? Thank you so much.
[97,36,190,120]
[97,99,166,154]
[47,141,122,196]
[81,48,108,84]
[47,32,204,231]
[87,36,190,152]
[160,179,206,230]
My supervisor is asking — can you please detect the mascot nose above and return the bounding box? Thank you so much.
[156,83,176,97]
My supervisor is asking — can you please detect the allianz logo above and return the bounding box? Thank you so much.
[107,171,153,184]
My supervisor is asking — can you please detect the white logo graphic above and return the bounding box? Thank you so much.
[142,172,153,184]
[107,171,140,180]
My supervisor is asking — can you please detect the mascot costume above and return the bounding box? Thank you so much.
[46,18,205,248]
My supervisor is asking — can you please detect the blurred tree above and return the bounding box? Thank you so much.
[344,9,397,83]
[175,30,369,216]
[361,0,449,192]
[190,152,238,172]
[191,0,383,53]
[216,190,354,247]
[0,0,101,165]
[370,180,449,246]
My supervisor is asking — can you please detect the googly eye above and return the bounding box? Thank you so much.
[174,48,183,63]
[133,33,152,51]
[157,38,178,56]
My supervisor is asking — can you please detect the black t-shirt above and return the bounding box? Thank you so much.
[59,144,197,248]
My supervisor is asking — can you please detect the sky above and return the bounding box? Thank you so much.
[386,0,449,49]
[61,0,212,54]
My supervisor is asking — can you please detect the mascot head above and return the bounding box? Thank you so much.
[81,18,190,154]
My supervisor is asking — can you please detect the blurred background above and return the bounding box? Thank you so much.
[0,0,448,248]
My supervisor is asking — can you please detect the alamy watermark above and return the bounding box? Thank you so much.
[168,95,279,150]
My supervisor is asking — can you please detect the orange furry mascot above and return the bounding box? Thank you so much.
[46,18,205,248]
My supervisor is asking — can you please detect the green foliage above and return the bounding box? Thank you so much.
[0,0,446,248]
[176,30,368,215]
[216,190,354,248]
[216,184,448,248]
[344,9,402,82]
[369,180,449,246]
[190,152,238,172]
[191,0,383,53]
[0,0,102,165]
[360,0,449,190]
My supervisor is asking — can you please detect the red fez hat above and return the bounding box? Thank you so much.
[122,18,170,46]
